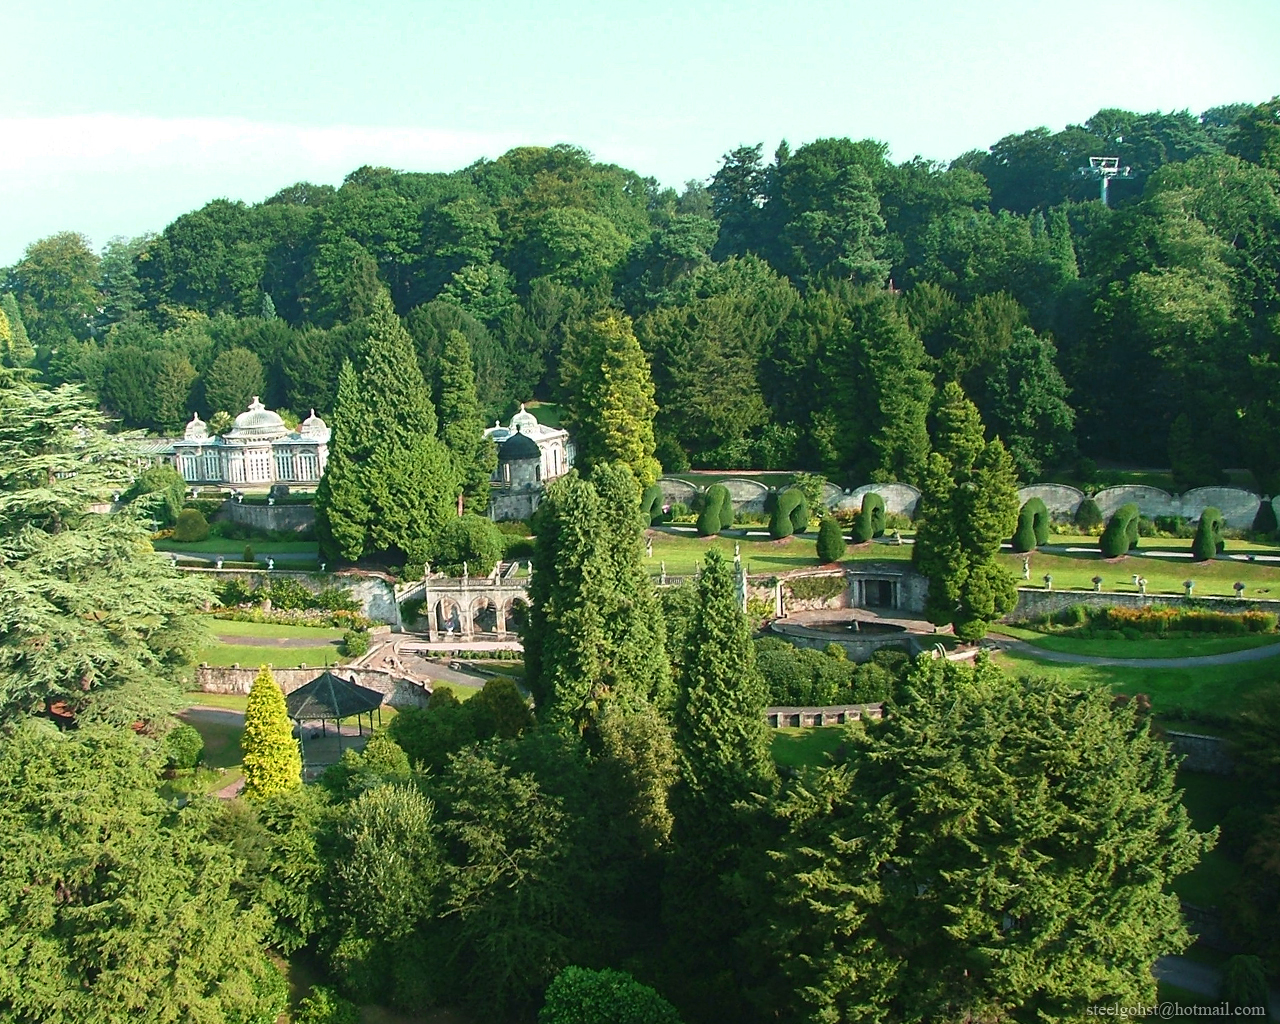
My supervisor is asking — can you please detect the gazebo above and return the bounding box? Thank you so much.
[285,671,385,763]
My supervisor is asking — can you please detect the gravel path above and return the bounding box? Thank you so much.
[215,634,337,648]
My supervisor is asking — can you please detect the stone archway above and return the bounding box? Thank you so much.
[505,597,529,634]
[471,596,499,634]
[435,598,462,635]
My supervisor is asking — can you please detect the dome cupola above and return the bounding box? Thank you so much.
[227,397,288,441]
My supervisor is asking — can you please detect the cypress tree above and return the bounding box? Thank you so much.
[525,465,670,725]
[315,360,371,563]
[241,665,302,801]
[438,328,497,512]
[913,382,1019,641]
[357,291,458,567]
[673,550,775,816]
[571,312,662,486]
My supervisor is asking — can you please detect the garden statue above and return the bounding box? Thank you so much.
[1022,556,1031,580]
[646,537,653,558]
[266,557,275,571]
[1043,573,1052,591]
[1138,577,1147,595]
[215,556,224,569]
[1092,575,1103,592]
[660,561,667,586]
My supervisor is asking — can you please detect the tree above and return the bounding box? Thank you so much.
[433,513,504,576]
[203,346,264,417]
[359,292,458,567]
[6,231,101,347]
[315,360,372,563]
[0,378,210,725]
[241,666,302,801]
[0,722,288,1023]
[1192,507,1226,561]
[152,351,197,432]
[673,550,774,820]
[981,327,1076,479]
[438,329,497,511]
[912,382,1020,640]
[0,294,34,367]
[565,312,661,486]
[540,966,684,1024]
[525,466,670,725]
[761,656,1208,1022]
[120,463,187,527]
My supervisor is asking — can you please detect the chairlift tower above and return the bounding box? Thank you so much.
[1080,156,1134,207]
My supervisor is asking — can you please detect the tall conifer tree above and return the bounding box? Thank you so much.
[241,665,302,801]
[315,360,371,563]
[913,381,1019,640]
[438,328,496,511]
[568,312,661,486]
[525,465,669,726]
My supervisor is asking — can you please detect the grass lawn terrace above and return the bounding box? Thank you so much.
[646,528,911,576]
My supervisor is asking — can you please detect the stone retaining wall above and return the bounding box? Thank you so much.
[185,568,400,626]
[1166,731,1233,775]
[223,501,316,534]
[1010,587,1280,621]
[195,665,431,708]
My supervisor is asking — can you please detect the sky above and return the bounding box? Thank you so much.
[2,0,1278,266]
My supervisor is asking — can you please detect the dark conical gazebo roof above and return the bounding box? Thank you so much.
[286,671,384,722]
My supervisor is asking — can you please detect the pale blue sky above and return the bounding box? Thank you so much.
[2,0,1277,264]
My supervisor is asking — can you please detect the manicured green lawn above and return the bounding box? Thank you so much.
[209,620,347,641]
[155,538,319,555]
[646,528,910,576]
[770,725,858,768]
[1023,633,1280,659]
[197,645,342,668]
[995,647,1280,715]
[1002,543,1280,599]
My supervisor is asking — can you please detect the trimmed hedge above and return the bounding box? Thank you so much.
[816,516,847,562]
[1253,498,1277,536]
[1011,497,1049,553]
[851,491,886,543]
[696,484,733,537]
[1099,502,1140,557]
[1192,506,1226,561]
[769,488,809,539]
[1074,496,1103,530]
[640,483,665,525]
[174,508,210,543]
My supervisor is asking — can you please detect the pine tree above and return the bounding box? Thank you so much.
[260,291,278,320]
[315,360,372,563]
[913,381,1019,640]
[569,312,661,486]
[0,377,210,724]
[241,665,302,800]
[358,292,458,567]
[439,329,496,512]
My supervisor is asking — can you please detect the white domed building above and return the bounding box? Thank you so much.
[170,398,330,486]
[484,404,575,519]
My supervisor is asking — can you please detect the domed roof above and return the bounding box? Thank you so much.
[499,427,541,462]
[509,403,538,433]
[227,397,288,440]
[183,412,208,441]
[299,408,329,440]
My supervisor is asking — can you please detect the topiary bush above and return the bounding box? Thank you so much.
[697,484,733,537]
[1252,497,1277,537]
[769,488,809,539]
[173,507,210,543]
[1074,496,1103,531]
[816,516,847,562]
[1011,497,1049,553]
[1192,506,1226,561]
[851,491,886,543]
[640,483,665,525]
[1099,502,1140,557]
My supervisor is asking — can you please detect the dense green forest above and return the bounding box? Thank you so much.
[3,98,1279,490]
